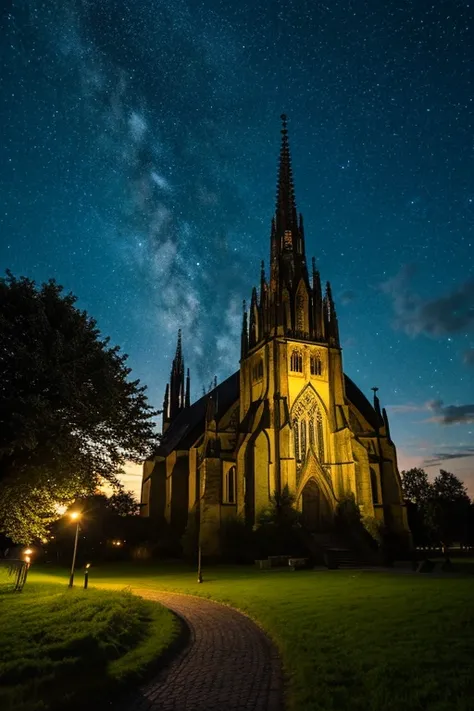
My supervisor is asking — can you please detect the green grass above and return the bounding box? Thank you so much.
[30,562,474,711]
[0,580,179,711]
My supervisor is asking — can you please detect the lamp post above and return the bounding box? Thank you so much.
[68,512,81,588]
[84,563,90,589]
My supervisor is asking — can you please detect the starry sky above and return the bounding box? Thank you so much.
[1,0,473,498]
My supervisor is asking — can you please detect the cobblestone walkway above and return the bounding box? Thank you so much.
[123,590,284,711]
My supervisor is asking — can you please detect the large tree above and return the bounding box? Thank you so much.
[0,272,158,543]
[401,467,473,545]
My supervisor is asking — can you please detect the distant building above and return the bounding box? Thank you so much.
[141,116,410,555]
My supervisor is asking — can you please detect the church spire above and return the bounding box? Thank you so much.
[169,329,185,421]
[275,114,298,239]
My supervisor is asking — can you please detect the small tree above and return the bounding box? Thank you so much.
[0,272,158,542]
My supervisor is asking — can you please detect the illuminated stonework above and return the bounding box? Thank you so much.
[141,117,411,555]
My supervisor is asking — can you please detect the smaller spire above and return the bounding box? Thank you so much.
[260,260,267,305]
[249,287,258,347]
[185,368,190,408]
[241,299,248,358]
[371,387,382,422]
[382,407,392,440]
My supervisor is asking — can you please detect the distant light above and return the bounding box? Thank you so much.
[24,548,33,555]
[85,563,91,569]
[70,511,81,521]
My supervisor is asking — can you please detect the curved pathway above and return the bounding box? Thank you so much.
[123,590,284,711]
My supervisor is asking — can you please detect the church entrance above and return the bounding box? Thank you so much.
[300,478,332,532]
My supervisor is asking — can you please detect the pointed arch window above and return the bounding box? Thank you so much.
[316,411,324,461]
[290,349,303,373]
[310,352,322,376]
[293,422,300,461]
[223,465,236,504]
[252,359,263,382]
[370,468,379,505]
[301,420,307,463]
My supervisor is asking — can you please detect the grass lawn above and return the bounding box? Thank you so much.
[30,562,474,711]
[0,580,179,711]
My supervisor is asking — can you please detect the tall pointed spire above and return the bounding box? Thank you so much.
[169,329,185,421]
[275,114,298,239]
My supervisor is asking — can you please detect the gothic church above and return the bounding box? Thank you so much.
[141,116,410,555]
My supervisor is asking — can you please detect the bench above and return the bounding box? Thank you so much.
[288,557,310,571]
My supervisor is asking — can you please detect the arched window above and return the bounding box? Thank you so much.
[293,422,300,461]
[252,359,263,381]
[301,420,307,463]
[310,352,322,376]
[290,349,303,372]
[317,413,324,461]
[223,466,236,504]
[370,468,379,505]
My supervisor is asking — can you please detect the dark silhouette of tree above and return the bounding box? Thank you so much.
[401,467,472,546]
[0,272,157,543]
[401,468,432,505]
[432,470,471,545]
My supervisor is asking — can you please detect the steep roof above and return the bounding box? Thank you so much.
[153,369,379,457]
[344,374,380,430]
[155,371,239,457]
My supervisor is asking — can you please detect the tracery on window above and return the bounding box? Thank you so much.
[292,390,325,469]
[290,349,303,372]
[293,422,300,461]
[310,352,322,376]
[300,420,307,464]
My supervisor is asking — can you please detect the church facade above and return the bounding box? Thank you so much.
[141,116,410,555]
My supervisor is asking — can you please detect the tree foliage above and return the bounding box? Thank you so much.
[401,467,473,545]
[0,272,158,542]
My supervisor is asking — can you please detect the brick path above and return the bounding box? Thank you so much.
[123,590,284,711]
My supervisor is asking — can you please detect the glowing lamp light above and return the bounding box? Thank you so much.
[85,563,91,569]
[24,548,33,556]
[69,511,81,521]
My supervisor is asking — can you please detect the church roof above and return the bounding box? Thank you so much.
[153,369,380,458]
[344,374,380,430]
[154,370,240,457]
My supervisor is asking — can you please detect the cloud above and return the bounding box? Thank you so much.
[423,447,474,467]
[380,267,474,337]
[426,399,474,424]
[386,402,429,414]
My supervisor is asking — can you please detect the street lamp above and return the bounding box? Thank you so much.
[68,511,82,588]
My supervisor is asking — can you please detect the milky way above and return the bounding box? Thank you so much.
[1,0,473,492]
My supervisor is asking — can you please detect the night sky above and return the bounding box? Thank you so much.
[1,0,473,497]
